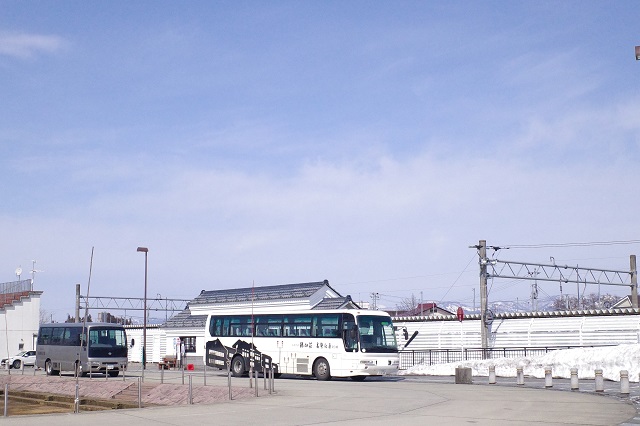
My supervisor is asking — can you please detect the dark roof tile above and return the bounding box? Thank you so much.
[189,280,335,305]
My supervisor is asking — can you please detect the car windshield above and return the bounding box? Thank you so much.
[87,327,128,357]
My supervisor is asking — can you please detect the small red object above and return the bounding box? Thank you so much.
[456,307,464,322]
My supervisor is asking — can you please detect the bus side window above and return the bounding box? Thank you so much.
[38,327,52,345]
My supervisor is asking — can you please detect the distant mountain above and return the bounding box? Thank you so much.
[440,297,557,316]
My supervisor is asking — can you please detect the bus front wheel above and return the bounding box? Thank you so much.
[231,356,245,377]
[313,358,331,381]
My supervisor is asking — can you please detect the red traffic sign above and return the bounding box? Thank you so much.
[456,306,464,322]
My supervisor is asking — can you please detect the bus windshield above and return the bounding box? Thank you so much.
[357,315,398,353]
[88,327,128,358]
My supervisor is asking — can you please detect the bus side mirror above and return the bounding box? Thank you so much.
[403,328,408,340]
[130,339,135,348]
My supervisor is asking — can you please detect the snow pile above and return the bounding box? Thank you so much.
[400,344,640,382]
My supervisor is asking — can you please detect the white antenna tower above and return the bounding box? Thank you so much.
[30,260,43,288]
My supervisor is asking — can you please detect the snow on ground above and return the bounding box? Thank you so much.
[400,344,640,382]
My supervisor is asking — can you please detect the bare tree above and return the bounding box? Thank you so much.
[395,294,419,315]
[39,308,49,324]
[552,293,620,310]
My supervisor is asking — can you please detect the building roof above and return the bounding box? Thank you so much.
[162,309,208,329]
[312,295,360,310]
[388,302,453,317]
[189,280,336,306]
[163,280,341,329]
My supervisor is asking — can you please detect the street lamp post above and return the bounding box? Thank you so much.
[137,247,149,381]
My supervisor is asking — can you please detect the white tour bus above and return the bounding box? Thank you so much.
[36,322,128,377]
[205,309,399,381]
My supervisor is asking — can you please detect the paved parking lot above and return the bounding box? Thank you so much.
[1,366,637,425]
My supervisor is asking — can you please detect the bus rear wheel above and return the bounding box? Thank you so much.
[313,358,331,381]
[45,360,59,376]
[231,356,245,377]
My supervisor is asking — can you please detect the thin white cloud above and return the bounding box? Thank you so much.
[0,32,66,59]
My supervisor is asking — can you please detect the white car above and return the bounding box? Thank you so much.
[2,350,36,369]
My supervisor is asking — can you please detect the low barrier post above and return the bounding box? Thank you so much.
[544,367,552,388]
[249,366,253,388]
[516,367,524,385]
[4,383,8,417]
[621,370,629,395]
[595,369,604,392]
[227,360,232,401]
[138,377,142,408]
[254,366,258,397]
[74,383,80,413]
[570,368,579,390]
[188,375,193,404]
[264,366,267,390]
[488,365,496,384]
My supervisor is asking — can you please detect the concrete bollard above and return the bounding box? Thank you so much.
[570,368,579,390]
[595,369,604,392]
[488,365,496,384]
[620,370,629,395]
[516,367,524,385]
[544,367,552,388]
[455,366,473,384]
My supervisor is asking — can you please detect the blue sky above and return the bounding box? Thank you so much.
[1,1,639,322]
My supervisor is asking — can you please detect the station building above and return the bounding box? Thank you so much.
[125,279,360,366]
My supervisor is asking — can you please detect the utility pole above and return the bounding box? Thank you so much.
[473,288,476,312]
[370,292,379,310]
[478,240,489,355]
[75,284,81,323]
[632,255,638,308]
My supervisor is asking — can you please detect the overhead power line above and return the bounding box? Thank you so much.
[500,239,640,249]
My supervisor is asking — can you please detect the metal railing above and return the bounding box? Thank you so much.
[0,280,31,295]
[398,346,610,370]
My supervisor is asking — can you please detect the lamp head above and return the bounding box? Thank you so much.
[137,247,148,253]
